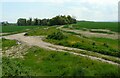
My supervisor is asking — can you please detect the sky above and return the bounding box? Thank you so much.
[0,0,119,23]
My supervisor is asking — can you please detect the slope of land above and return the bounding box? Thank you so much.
[3,33,120,65]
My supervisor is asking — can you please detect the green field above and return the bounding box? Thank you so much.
[1,26,40,33]
[2,46,120,76]
[1,22,118,33]
[91,37,119,49]
[64,22,118,32]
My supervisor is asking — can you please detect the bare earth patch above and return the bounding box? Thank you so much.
[2,43,31,58]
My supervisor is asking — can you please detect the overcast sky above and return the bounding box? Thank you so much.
[0,0,119,23]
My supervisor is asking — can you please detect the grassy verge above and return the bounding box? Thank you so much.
[26,26,60,36]
[2,38,18,50]
[45,36,120,64]
[91,37,119,49]
[63,49,120,64]
[45,33,120,58]
[2,46,120,76]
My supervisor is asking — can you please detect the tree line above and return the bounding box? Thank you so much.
[17,15,77,26]
[1,21,9,26]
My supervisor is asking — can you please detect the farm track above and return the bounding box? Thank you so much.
[3,33,120,66]
[57,26,118,39]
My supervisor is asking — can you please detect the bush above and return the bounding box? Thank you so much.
[72,42,81,48]
[92,42,96,46]
[103,43,109,48]
[47,31,67,40]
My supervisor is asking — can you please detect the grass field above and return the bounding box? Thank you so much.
[1,26,40,33]
[91,37,119,49]
[2,38,17,50]
[2,22,118,33]
[2,46,120,76]
[64,22,118,32]
[26,26,58,36]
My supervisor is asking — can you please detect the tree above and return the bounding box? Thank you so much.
[17,18,27,26]
[61,15,70,24]
[1,21,9,26]
[33,18,38,25]
[17,15,77,26]
[38,19,41,25]
[27,18,32,25]
[49,15,71,25]
[67,15,73,24]
[41,19,49,26]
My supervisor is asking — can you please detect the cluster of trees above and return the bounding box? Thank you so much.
[17,15,77,26]
[1,21,17,26]
[1,21,9,26]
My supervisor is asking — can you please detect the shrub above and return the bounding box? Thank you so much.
[47,31,67,40]
[72,42,81,48]
[82,40,84,43]
[103,43,109,48]
[92,42,96,46]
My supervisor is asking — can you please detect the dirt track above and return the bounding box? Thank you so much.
[57,26,118,39]
[3,33,120,66]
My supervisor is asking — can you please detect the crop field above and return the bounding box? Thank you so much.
[1,26,40,33]
[64,22,118,32]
